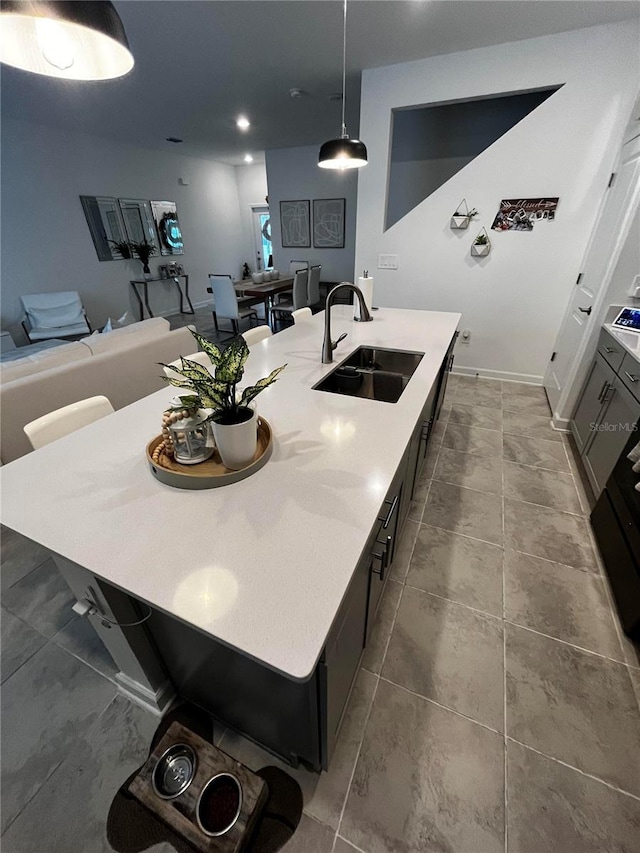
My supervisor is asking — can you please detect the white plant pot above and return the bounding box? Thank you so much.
[450,215,470,229]
[211,408,258,470]
[471,243,490,257]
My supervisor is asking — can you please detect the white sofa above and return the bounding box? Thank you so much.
[0,318,197,464]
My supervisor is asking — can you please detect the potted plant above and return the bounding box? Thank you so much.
[108,239,132,259]
[471,229,491,257]
[129,238,158,277]
[161,330,286,470]
[451,199,478,230]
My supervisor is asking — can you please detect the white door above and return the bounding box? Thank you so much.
[544,129,640,421]
[251,205,272,271]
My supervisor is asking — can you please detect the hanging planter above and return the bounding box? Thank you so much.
[451,199,478,230]
[471,228,491,257]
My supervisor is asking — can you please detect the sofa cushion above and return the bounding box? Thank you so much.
[0,341,90,383]
[81,317,170,355]
[26,299,85,330]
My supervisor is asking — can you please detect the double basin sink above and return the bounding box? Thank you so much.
[314,346,424,404]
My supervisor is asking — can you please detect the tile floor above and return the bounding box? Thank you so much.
[3,372,640,852]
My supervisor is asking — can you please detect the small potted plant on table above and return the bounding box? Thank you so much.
[161,330,286,470]
[129,238,158,278]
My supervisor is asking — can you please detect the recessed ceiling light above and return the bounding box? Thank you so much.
[166,137,183,143]
[236,116,250,130]
[244,154,253,163]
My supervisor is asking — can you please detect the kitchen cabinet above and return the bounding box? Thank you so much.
[572,327,640,496]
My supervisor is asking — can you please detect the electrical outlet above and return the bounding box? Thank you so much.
[377,254,398,270]
[460,329,471,344]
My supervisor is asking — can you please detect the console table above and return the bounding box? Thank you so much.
[129,275,194,321]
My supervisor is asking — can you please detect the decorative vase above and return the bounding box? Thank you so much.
[211,407,258,470]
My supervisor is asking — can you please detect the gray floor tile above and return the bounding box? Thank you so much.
[503,409,561,442]
[435,446,503,495]
[2,556,75,638]
[388,519,418,582]
[1,607,46,684]
[443,423,503,459]
[502,382,548,401]
[408,466,433,523]
[424,481,503,545]
[505,624,640,796]
[1,642,116,833]
[503,460,582,513]
[52,615,118,681]
[504,550,623,660]
[407,524,503,617]
[501,395,551,417]
[503,433,570,472]
[341,679,504,853]
[507,740,640,853]
[630,667,640,714]
[334,838,362,853]
[282,815,335,852]
[362,580,402,675]
[303,669,377,830]
[429,417,447,446]
[1,526,50,592]
[383,586,504,730]
[455,376,503,408]
[2,694,158,852]
[448,401,503,431]
[504,498,598,573]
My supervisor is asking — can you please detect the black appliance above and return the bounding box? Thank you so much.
[591,426,640,637]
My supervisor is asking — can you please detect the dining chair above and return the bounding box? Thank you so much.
[163,350,213,381]
[208,274,259,334]
[271,269,309,327]
[307,265,321,307]
[242,326,273,346]
[21,291,92,342]
[292,307,313,323]
[24,395,114,450]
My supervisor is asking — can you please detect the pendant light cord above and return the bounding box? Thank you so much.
[341,0,347,138]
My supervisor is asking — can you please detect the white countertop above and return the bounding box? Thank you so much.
[604,324,640,363]
[0,306,460,681]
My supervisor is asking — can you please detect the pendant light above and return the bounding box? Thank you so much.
[318,0,367,170]
[0,1,134,80]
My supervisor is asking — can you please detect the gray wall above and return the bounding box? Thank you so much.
[265,144,358,282]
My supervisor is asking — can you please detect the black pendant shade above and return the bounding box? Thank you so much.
[318,137,368,170]
[0,0,134,80]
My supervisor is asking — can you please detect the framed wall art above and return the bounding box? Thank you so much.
[151,200,184,255]
[313,198,345,249]
[279,200,310,248]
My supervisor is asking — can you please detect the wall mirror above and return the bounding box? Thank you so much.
[80,196,129,261]
[151,200,184,255]
[118,198,157,245]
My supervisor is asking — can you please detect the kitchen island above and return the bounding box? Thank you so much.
[0,305,460,771]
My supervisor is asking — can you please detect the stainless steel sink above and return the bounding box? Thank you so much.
[313,346,424,403]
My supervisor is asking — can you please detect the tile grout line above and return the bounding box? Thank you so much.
[506,736,640,803]
[501,440,508,853]
[404,584,503,622]
[335,834,368,853]
[377,675,503,737]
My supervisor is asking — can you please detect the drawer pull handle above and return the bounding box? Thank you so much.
[378,495,399,529]
[604,346,617,354]
[372,551,385,580]
[625,371,638,383]
[578,306,592,315]
[597,380,609,403]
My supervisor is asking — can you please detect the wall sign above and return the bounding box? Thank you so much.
[491,197,559,232]
[313,198,346,248]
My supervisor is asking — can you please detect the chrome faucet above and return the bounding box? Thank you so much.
[322,282,372,364]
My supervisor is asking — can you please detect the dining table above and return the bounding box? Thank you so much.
[234,276,294,328]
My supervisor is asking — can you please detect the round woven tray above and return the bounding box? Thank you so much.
[146,417,273,490]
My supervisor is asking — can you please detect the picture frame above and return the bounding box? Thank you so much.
[279,199,310,248]
[313,198,346,248]
[151,200,185,255]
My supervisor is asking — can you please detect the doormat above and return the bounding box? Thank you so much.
[107,703,303,853]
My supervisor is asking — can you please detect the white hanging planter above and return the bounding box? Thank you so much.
[211,407,258,470]
[471,227,491,257]
[450,198,477,230]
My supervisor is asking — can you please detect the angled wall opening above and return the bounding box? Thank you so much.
[384,86,563,231]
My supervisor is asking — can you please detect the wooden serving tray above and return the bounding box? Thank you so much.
[129,721,268,853]
[147,418,273,490]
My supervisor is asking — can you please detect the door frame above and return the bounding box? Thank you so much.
[250,204,271,272]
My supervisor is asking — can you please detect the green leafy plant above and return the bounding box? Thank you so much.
[474,233,489,245]
[108,239,132,259]
[161,330,286,425]
[129,238,158,273]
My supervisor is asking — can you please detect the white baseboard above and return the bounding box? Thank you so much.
[452,366,544,385]
[551,416,572,432]
[115,672,175,717]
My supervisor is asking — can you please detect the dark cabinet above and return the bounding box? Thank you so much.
[571,352,614,453]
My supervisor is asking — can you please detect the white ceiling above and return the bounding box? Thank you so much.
[2,0,638,166]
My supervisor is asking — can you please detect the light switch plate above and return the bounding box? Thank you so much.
[378,254,398,270]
